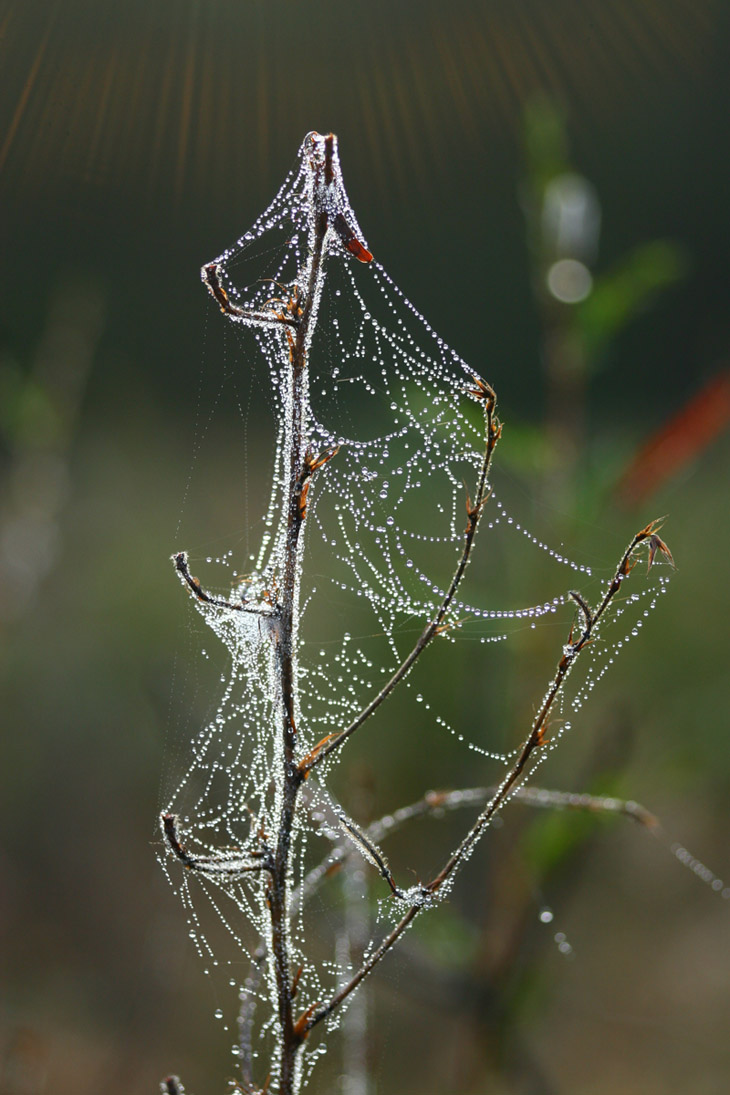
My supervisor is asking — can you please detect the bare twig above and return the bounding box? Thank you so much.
[202,263,300,328]
[172,552,273,616]
[161,814,270,878]
[261,135,334,1095]
[246,779,657,1035]
[336,811,404,898]
[503,785,659,828]
[425,519,668,894]
[304,520,670,1031]
[295,784,657,916]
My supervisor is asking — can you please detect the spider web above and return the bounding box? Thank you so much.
[159,134,671,1083]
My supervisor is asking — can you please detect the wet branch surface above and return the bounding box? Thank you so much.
[264,139,334,1094]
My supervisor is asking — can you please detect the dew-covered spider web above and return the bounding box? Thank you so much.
[159,133,673,1087]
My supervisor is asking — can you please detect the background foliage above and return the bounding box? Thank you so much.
[1,2,729,1092]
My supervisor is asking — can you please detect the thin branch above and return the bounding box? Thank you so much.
[336,810,404,898]
[304,519,670,1031]
[186,130,346,1095]
[505,785,659,828]
[426,518,668,895]
[306,905,421,1031]
[365,784,659,840]
[172,552,273,616]
[264,132,336,1094]
[301,380,500,776]
[202,263,300,328]
[161,814,271,879]
[232,780,657,1039]
[247,779,657,1012]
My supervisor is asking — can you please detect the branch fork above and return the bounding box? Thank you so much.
[161,813,271,878]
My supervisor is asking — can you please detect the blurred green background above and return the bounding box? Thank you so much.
[1,1,729,1093]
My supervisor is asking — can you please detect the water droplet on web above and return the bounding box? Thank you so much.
[554,931,573,956]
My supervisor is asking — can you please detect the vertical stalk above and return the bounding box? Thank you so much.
[269,136,333,1095]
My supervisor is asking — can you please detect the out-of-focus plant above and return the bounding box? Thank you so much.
[0,276,105,636]
[521,96,687,497]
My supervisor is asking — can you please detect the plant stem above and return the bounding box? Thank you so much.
[305,521,661,1032]
[268,136,334,1095]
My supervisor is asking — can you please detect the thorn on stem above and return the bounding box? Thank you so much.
[434,616,468,636]
[298,446,340,519]
[298,732,338,775]
[293,1001,319,1041]
[465,488,488,521]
